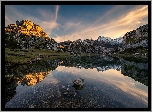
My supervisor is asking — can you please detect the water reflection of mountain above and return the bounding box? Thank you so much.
[62,56,121,72]
[120,59,148,86]
[5,61,53,104]
[5,56,148,105]
[61,56,148,86]
[5,56,148,87]
[5,61,54,86]
[20,70,51,86]
[5,76,17,105]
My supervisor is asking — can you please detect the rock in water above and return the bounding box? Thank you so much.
[73,78,85,87]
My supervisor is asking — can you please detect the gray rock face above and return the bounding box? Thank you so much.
[122,24,148,51]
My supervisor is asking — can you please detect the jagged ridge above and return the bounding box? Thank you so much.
[5,20,50,40]
[120,24,148,52]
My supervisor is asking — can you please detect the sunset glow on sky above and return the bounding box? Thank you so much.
[5,5,148,42]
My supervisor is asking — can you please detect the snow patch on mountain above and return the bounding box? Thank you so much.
[97,36,123,45]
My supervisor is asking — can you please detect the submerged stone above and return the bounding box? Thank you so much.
[72,78,85,90]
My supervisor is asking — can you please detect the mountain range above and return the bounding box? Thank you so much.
[5,20,148,54]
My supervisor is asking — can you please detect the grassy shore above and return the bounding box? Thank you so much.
[108,52,148,62]
[108,47,148,62]
[5,48,70,67]
[5,47,148,67]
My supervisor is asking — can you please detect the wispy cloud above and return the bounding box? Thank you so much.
[90,5,126,27]
[5,5,61,38]
[61,21,82,33]
[46,5,60,36]
[55,5,59,22]
[5,5,22,26]
[66,22,80,28]
[5,5,148,42]
[54,5,148,42]
[56,66,148,104]
[38,8,55,21]
[5,15,13,26]
[39,5,60,36]
[40,21,59,36]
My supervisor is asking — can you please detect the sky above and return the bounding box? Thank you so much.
[5,5,148,42]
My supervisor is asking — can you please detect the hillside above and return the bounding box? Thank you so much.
[120,24,148,52]
[5,21,148,67]
[5,20,50,40]
[5,20,60,50]
[5,20,148,57]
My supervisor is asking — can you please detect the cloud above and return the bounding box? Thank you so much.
[5,5,22,26]
[55,5,59,22]
[5,5,62,38]
[90,5,125,27]
[38,8,55,21]
[54,32,80,42]
[45,5,60,36]
[113,5,148,27]
[40,20,59,36]
[61,21,82,33]
[66,22,79,28]
[5,5,148,42]
[55,66,148,104]
[54,5,148,42]
[5,15,13,26]
[27,6,60,37]
[37,6,60,36]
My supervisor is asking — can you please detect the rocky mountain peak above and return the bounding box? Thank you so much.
[122,24,148,45]
[5,20,50,40]
[97,36,123,45]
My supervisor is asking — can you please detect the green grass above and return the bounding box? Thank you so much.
[5,48,70,67]
[109,52,148,62]
[5,47,148,67]
[108,47,148,62]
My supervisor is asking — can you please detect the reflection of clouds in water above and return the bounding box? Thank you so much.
[55,66,148,104]
[5,61,148,108]
[120,85,148,104]
[55,66,123,82]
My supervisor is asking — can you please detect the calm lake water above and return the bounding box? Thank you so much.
[5,56,148,108]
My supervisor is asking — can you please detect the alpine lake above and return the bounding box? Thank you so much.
[5,55,148,108]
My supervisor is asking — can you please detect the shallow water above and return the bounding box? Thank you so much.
[5,56,148,108]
